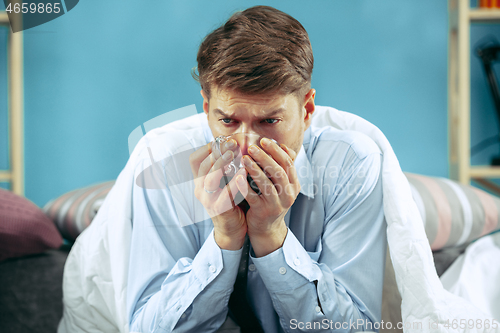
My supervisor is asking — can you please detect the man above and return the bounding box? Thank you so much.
[127,6,386,333]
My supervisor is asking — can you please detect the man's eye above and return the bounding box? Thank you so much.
[220,118,233,124]
[263,119,278,124]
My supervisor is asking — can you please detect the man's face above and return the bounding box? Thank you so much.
[202,88,316,155]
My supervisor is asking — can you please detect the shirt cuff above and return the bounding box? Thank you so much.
[192,229,243,292]
[250,229,322,293]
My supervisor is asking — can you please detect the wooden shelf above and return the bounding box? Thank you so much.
[448,0,500,185]
[470,166,500,178]
[0,11,8,25]
[0,171,12,182]
[469,9,500,23]
[0,10,24,195]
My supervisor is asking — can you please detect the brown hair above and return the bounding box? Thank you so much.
[193,6,314,99]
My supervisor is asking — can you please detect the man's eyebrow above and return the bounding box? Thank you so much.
[213,108,233,118]
[212,107,286,118]
[261,108,286,118]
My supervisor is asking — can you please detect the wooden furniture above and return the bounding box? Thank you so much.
[0,10,24,196]
[448,0,500,193]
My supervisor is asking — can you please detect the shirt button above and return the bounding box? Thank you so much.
[176,305,182,311]
[181,313,186,319]
[279,267,287,275]
[248,264,256,272]
[293,259,301,266]
[209,265,216,273]
[315,306,321,313]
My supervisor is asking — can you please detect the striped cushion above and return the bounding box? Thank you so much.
[43,181,115,241]
[405,172,500,250]
[42,174,500,248]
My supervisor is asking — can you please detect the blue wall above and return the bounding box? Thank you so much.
[0,0,499,207]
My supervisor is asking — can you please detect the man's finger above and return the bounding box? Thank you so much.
[262,141,299,186]
[280,143,297,161]
[277,143,299,186]
[250,141,291,189]
[219,139,238,157]
[189,143,212,178]
[242,155,277,201]
[214,169,247,214]
[212,150,234,174]
[235,173,260,206]
[198,153,217,178]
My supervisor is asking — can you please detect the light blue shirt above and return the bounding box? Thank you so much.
[126,114,386,333]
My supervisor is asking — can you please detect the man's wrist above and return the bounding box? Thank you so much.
[214,229,246,250]
[249,223,288,257]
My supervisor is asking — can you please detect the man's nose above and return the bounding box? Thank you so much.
[237,124,259,136]
[230,131,261,156]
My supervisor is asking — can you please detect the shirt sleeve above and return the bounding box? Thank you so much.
[251,151,386,333]
[126,158,242,333]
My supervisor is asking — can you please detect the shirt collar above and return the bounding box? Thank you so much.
[295,129,315,199]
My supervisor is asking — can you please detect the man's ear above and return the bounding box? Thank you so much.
[200,90,209,115]
[303,88,316,128]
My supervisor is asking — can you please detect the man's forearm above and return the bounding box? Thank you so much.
[250,230,378,333]
[129,231,242,332]
[249,221,288,257]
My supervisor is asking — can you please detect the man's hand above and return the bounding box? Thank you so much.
[189,140,247,250]
[235,138,300,257]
